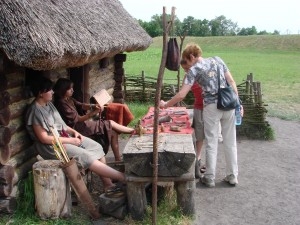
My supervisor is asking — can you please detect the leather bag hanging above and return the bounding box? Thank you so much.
[165,38,180,71]
[216,64,239,111]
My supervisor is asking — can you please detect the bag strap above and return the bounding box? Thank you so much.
[214,57,228,89]
[214,57,221,90]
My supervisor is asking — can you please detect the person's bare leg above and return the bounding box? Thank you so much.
[89,158,125,191]
[196,140,203,161]
[111,130,122,161]
[110,120,134,134]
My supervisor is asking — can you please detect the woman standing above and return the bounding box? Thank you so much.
[160,43,243,187]
[25,76,124,193]
[181,59,205,178]
[53,78,134,162]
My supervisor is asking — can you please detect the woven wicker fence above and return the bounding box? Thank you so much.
[124,72,273,140]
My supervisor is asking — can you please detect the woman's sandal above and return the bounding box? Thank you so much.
[105,185,125,198]
[200,165,206,173]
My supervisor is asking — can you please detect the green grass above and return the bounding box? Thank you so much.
[124,35,300,121]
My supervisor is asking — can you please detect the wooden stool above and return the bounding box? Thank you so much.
[32,160,72,219]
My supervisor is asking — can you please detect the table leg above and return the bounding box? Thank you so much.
[175,180,195,216]
[126,181,147,220]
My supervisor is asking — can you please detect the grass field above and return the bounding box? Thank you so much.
[124,35,300,121]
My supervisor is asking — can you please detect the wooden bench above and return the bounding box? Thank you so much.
[126,170,195,220]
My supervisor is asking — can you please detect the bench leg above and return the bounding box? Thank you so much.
[175,180,195,216]
[126,181,147,220]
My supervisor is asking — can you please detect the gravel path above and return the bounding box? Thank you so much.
[192,117,300,225]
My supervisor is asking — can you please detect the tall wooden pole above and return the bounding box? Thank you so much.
[152,6,176,225]
[177,32,187,92]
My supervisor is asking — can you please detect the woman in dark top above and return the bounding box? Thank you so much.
[53,78,134,161]
[25,76,125,193]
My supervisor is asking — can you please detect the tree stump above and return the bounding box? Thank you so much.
[32,160,71,219]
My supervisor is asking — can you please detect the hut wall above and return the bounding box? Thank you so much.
[89,57,116,100]
[0,52,125,213]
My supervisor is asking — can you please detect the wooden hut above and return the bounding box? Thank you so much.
[0,0,152,213]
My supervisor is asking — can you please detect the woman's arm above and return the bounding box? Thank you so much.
[225,71,238,96]
[65,126,83,141]
[77,109,100,122]
[160,84,191,108]
[224,71,244,116]
[33,124,82,146]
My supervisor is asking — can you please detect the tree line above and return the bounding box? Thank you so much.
[138,15,280,37]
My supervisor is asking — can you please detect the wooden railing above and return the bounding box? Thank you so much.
[124,72,273,140]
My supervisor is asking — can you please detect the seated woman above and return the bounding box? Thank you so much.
[25,76,124,193]
[53,78,134,162]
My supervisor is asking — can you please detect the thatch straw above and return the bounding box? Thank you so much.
[0,0,152,70]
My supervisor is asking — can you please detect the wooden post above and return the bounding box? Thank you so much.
[152,6,176,224]
[142,71,145,101]
[32,160,72,219]
[177,31,187,92]
[253,82,258,104]
[257,82,262,106]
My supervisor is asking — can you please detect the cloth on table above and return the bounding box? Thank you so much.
[140,107,193,134]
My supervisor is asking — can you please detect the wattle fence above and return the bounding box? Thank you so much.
[124,72,273,140]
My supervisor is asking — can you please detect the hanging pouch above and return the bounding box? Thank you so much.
[166,38,180,71]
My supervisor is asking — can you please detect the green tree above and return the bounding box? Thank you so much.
[238,26,258,35]
[209,15,238,36]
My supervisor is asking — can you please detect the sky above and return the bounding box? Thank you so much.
[119,0,299,35]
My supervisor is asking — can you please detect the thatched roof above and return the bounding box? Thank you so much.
[0,0,152,70]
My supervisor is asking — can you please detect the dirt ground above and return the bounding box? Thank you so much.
[192,116,300,225]
[85,116,300,225]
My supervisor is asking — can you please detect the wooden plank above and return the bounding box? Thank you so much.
[0,91,10,109]
[0,127,12,146]
[0,107,10,126]
[0,145,10,165]
[6,145,37,168]
[126,172,194,182]
[0,164,14,185]
[123,134,195,177]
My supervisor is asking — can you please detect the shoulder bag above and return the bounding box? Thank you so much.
[216,65,239,111]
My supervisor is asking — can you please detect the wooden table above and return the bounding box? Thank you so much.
[123,107,196,220]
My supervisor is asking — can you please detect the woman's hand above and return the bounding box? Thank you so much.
[94,104,102,111]
[159,100,167,109]
[69,137,83,147]
[240,105,244,117]
[73,130,83,140]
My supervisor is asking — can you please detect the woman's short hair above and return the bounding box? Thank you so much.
[182,43,202,61]
[30,76,53,97]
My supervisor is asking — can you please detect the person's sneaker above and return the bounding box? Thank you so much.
[200,176,215,188]
[223,174,238,186]
[195,159,201,179]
